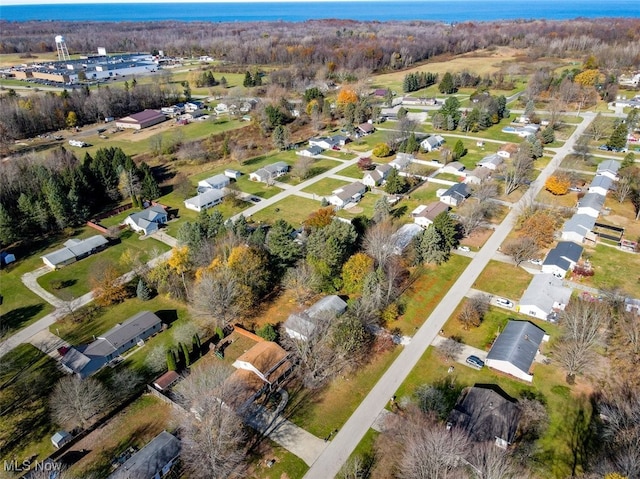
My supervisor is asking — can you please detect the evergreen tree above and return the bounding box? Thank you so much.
[438,72,457,94]
[166,348,177,371]
[136,278,152,301]
[440,96,461,129]
[192,334,201,359]
[0,203,18,246]
[405,132,419,153]
[541,126,555,144]
[373,196,391,222]
[415,226,449,265]
[266,219,301,268]
[384,168,408,194]
[181,342,191,367]
[243,71,254,87]
[432,211,458,251]
[44,177,71,229]
[453,139,466,160]
[607,123,628,150]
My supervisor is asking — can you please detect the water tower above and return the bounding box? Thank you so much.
[55,35,70,62]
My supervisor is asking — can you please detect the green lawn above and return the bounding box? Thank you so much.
[336,194,379,221]
[338,163,367,179]
[249,196,322,226]
[248,439,309,479]
[288,347,402,438]
[579,244,640,298]
[0,344,63,466]
[37,229,170,297]
[394,255,472,336]
[321,150,357,161]
[471,259,532,299]
[302,178,350,196]
[394,346,593,478]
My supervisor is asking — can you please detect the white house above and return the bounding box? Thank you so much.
[485,320,548,382]
[587,175,614,196]
[309,136,339,150]
[412,202,450,228]
[421,135,445,152]
[197,173,230,193]
[497,143,518,159]
[561,214,596,244]
[225,169,242,180]
[477,153,503,170]
[577,192,606,218]
[328,181,367,208]
[389,153,414,171]
[362,164,392,187]
[123,205,168,235]
[464,167,492,185]
[541,241,583,278]
[284,295,348,341]
[214,103,229,114]
[232,341,291,385]
[390,223,422,255]
[299,145,324,157]
[596,160,621,180]
[439,183,470,207]
[518,274,572,321]
[249,162,289,183]
[184,189,225,212]
[441,161,466,176]
[42,235,109,269]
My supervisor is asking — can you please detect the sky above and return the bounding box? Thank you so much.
[3,0,367,5]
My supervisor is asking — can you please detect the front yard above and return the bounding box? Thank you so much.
[471,259,532,299]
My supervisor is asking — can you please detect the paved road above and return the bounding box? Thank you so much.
[302,113,596,479]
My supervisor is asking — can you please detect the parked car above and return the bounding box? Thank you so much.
[458,246,471,252]
[466,355,485,369]
[598,145,611,151]
[569,186,581,192]
[528,258,543,265]
[495,297,514,308]
[250,197,261,203]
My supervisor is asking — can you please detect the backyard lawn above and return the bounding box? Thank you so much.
[302,177,350,197]
[0,269,54,338]
[471,259,532,299]
[37,229,170,297]
[249,196,322,226]
[337,194,380,221]
[578,244,640,298]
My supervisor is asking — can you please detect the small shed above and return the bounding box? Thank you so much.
[51,430,72,448]
[0,251,16,266]
[225,169,242,180]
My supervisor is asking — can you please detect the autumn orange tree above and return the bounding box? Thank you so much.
[90,262,128,307]
[304,206,335,230]
[545,174,571,195]
[336,88,358,107]
[519,210,559,248]
[574,69,601,87]
[341,252,374,294]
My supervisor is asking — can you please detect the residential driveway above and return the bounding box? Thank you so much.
[22,266,67,308]
[302,113,596,479]
[29,329,70,360]
[245,406,327,466]
[432,334,488,368]
[273,181,292,190]
[292,191,320,201]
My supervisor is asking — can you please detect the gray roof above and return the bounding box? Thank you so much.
[589,175,613,191]
[101,311,162,350]
[422,135,444,148]
[305,145,324,155]
[199,173,229,188]
[562,214,596,237]
[478,153,503,167]
[126,205,166,228]
[487,320,545,374]
[334,181,366,201]
[253,161,289,180]
[447,386,521,444]
[43,235,108,266]
[107,431,180,479]
[391,223,422,253]
[306,295,348,317]
[184,189,224,209]
[519,274,572,314]
[442,182,469,200]
[597,159,621,175]
[543,241,583,269]
[285,295,347,337]
[579,192,606,211]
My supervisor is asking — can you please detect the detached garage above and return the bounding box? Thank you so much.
[116,109,167,130]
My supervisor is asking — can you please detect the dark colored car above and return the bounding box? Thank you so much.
[250,197,261,203]
[466,355,485,369]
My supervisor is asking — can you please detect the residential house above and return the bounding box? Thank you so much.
[197,173,230,193]
[309,136,339,150]
[441,161,466,176]
[328,181,366,209]
[42,235,109,269]
[518,274,572,321]
[107,431,180,479]
[577,192,606,218]
[390,223,422,255]
[184,101,205,112]
[412,202,450,228]
[249,162,289,183]
[300,145,324,157]
[485,320,547,382]
[464,167,492,185]
[624,297,640,315]
[362,163,392,187]
[541,241,583,278]
[214,103,229,114]
[588,175,614,196]
[561,214,596,244]
[497,143,518,159]
[232,341,292,386]
[332,134,349,146]
[477,153,504,170]
[284,295,348,341]
[439,183,470,207]
[389,152,414,171]
[420,135,445,152]
[447,385,521,448]
[596,159,621,180]
[184,189,225,212]
[161,105,184,117]
[225,169,242,180]
[356,122,375,136]
[115,109,167,130]
[123,205,168,235]
[61,311,163,378]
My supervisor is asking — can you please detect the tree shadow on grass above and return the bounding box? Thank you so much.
[0,303,45,336]
[155,309,178,326]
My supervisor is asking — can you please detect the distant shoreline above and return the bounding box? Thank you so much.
[2,0,639,23]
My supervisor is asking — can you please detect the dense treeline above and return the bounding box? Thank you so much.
[0,146,160,246]
[0,82,180,142]
[1,18,639,72]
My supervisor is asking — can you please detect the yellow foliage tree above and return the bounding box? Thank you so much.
[574,69,601,87]
[168,245,191,295]
[604,474,628,479]
[545,174,571,195]
[90,263,128,307]
[227,245,270,304]
[306,99,320,116]
[341,252,374,293]
[336,88,358,106]
[520,210,558,248]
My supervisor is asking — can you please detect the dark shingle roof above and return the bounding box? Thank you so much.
[107,431,180,479]
[101,311,162,349]
[543,241,583,268]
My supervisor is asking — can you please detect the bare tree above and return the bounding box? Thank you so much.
[415,385,449,419]
[458,294,490,330]
[467,442,523,479]
[471,178,500,203]
[457,200,491,237]
[291,156,314,180]
[282,260,319,304]
[191,266,245,330]
[437,337,464,362]
[363,220,396,269]
[517,398,549,443]
[338,454,375,479]
[174,363,247,479]
[145,343,169,373]
[504,146,534,195]
[586,113,611,141]
[50,376,111,430]
[501,237,539,266]
[555,299,607,383]
[614,176,632,203]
